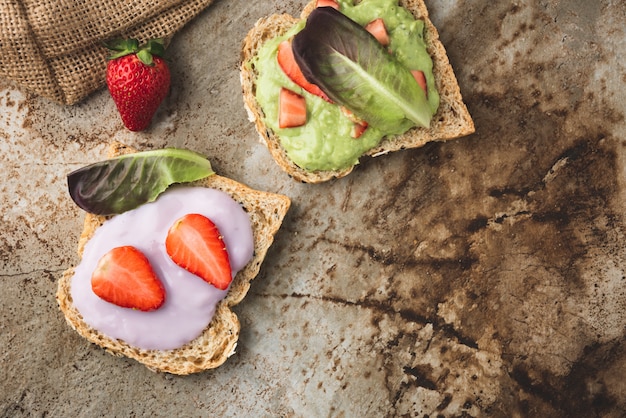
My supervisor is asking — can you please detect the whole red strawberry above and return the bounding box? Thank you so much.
[105,38,171,131]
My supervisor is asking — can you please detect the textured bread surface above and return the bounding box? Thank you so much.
[57,142,291,375]
[240,0,475,183]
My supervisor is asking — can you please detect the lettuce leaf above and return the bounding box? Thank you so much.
[292,7,432,131]
[67,148,214,215]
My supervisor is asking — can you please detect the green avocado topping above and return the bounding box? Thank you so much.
[253,0,440,172]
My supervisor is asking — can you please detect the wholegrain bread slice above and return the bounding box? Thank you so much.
[240,0,475,183]
[57,141,291,375]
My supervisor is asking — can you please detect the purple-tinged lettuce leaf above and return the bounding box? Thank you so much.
[67,148,214,215]
[292,7,432,131]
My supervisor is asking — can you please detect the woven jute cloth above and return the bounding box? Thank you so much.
[0,0,214,105]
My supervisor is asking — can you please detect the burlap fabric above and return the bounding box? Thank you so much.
[0,0,215,105]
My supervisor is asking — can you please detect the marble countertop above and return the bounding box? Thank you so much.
[2,0,625,416]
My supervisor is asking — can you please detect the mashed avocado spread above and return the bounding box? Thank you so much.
[253,0,440,171]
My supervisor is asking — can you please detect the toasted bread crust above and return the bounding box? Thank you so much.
[240,0,475,183]
[57,142,291,375]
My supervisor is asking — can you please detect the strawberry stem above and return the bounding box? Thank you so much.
[144,39,165,57]
[136,49,153,66]
[104,38,166,65]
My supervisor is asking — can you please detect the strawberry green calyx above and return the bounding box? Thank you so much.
[104,38,166,66]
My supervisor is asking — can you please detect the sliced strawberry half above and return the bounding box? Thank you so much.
[316,0,339,9]
[411,69,428,96]
[279,87,307,129]
[277,40,332,102]
[365,18,390,46]
[91,246,166,311]
[165,213,232,290]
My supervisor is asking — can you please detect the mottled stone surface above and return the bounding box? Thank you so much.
[1,0,625,416]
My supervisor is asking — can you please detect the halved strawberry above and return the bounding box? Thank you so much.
[279,88,307,128]
[91,246,165,311]
[165,213,232,290]
[277,40,331,102]
[316,0,339,9]
[365,18,390,46]
[411,69,428,96]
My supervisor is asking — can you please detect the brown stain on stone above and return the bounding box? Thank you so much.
[272,0,626,415]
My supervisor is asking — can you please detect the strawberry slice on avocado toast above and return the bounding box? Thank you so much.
[316,0,339,8]
[411,70,428,97]
[364,18,390,46]
[105,38,171,132]
[91,246,166,311]
[166,213,233,291]
[279,88,307,128]
[277,40,331,102]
